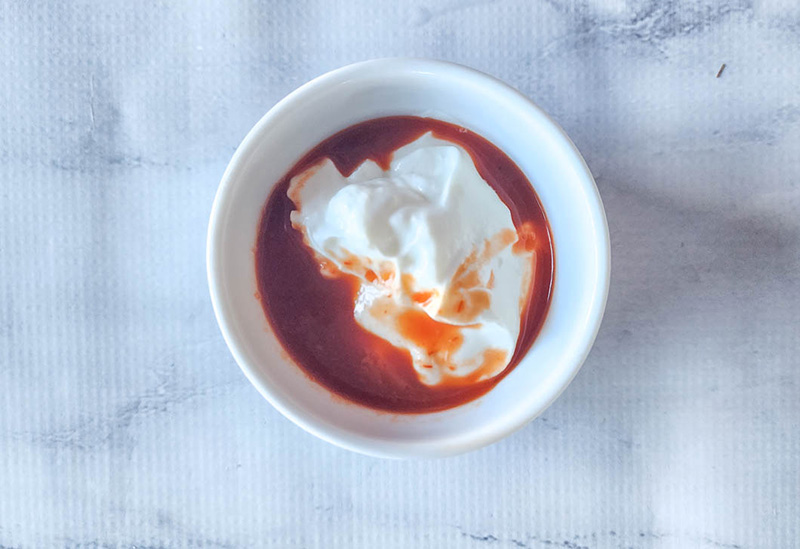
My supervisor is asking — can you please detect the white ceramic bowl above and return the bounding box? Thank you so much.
[207,58,610,458]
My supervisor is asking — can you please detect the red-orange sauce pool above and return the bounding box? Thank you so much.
[255,116,553,413]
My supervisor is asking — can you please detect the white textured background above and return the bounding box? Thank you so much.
[1,1,799,548]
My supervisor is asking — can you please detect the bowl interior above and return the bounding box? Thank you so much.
[207,59,609,457]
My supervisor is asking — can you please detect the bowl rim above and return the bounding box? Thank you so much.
[207,57,611,458]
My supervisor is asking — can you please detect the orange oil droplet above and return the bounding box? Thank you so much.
[411,290,434,304]
[513,222,537,254]
[396,309,466,359]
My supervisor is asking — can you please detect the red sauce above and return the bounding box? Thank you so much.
[255,116,553,413]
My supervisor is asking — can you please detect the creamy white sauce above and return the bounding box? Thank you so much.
[288,132,534,385]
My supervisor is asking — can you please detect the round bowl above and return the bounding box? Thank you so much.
[207,58,610,458]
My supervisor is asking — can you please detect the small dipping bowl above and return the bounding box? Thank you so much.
[207,58,610,458]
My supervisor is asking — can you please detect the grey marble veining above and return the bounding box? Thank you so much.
[1,1,798,548]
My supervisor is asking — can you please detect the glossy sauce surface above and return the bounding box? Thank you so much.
[256,116,553,413]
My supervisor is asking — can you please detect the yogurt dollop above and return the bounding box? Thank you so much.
[288,132,535,386]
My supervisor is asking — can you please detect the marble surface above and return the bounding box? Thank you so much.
[1,1,799,547]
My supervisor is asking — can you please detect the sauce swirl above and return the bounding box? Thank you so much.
[256,116,553,413]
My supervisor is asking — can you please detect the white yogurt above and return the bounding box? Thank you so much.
[288,132,535,385]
